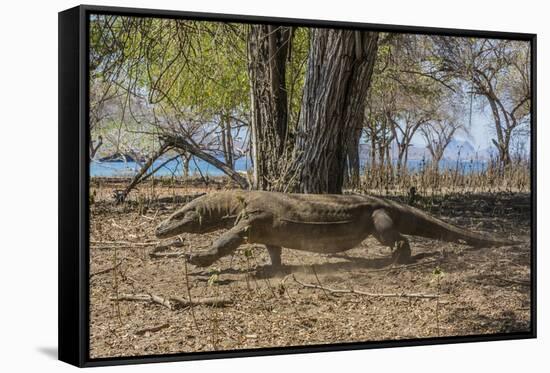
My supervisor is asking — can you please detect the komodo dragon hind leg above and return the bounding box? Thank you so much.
[372,209,412,264]
[266,245,282,268]
[187,221,249,267]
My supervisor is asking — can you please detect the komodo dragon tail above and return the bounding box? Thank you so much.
[386,200,519,247]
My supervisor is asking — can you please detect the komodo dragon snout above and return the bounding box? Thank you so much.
[156,192,242,239]
[155,209,201,238]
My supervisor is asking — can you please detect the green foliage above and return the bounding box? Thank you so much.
[89,189,96,205]
[432,266,443,277]
[207,267,221,286]
[89,16,251,158]
[286,27,310,129]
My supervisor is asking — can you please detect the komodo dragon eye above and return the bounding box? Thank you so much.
[172,210,189,220]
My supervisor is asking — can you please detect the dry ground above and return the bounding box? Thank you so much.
[89,178,532,358]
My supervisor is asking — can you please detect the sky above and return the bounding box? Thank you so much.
[411,96,497,151]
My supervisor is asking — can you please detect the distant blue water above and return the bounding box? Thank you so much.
[90,157,250,177]
[90,156,488,177]
[405,159,488,172]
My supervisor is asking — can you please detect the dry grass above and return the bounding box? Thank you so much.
[358,157,530,197]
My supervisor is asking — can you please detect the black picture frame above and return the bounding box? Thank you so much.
[59,4,537,367]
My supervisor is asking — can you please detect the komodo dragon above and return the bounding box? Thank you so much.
[155,190,517,268]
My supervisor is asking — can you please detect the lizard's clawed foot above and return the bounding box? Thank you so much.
[185,251,218,267]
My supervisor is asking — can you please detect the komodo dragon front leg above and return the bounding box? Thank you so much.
[372,209,412,264]
[186,212,280,268]
[186,220,250,267]
[266,245,282,267]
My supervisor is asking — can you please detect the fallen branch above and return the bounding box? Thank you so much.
[155,193,206,204]
[150,238,186,254]
[110,292,232,312]
[91,245,139,251]
[170,296,233,309]
[90,261,122,278]
[149,251,187,259]
[292,275,439,299]
[371,258,442,273]
[110,293,173,310]
[161,133,249,189]
[135,323,170,336]
[494,275,530,286]
[184,259,200,331]
[91,240,159,247]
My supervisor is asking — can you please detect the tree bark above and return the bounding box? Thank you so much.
[90,135,103,159]
[346,127,363,188]
[369,127,377,168]
[487,96,511,167]
[291,30,378,193]
[247,25,292,190]
[181,152,191,179]
[221,114,234,170]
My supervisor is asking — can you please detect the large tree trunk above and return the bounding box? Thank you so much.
[247,25,292,190]
[291,30,378,194]
[90,135,103,159]
[181,152,191,179]
[221,114,234,170]
[487,97,511,168]
[396,143,406,173]
[346,127,363,188]
[369,128,377,168]
[432,151,444,171]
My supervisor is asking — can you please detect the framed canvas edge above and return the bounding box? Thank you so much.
[57,4,538,368]
[58,5,85,367]
[81,332,535,368]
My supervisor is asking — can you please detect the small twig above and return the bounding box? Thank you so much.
[150,293,173,309]
[110,218,127,231]
[311,265,330,299]
[113,243,122,324]
[184,259,200,330]
[278,274,305,321]
[91,240,159,247]
[135,323,170,336]
[494,275,530,286]
[371,258,442,273]
[110,293,173,310]
[149,251,187,258]
[292,275,440,299]
[90,261,122,278]
[435,271,441,337]
[151,238,185,253]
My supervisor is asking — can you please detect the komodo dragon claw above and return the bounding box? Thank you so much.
[185,252,218,267]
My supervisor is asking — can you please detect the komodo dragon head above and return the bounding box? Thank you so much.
[155,206,203,238]
[155,192,242,239]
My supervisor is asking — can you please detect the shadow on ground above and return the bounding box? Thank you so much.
[193,251,442,279]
